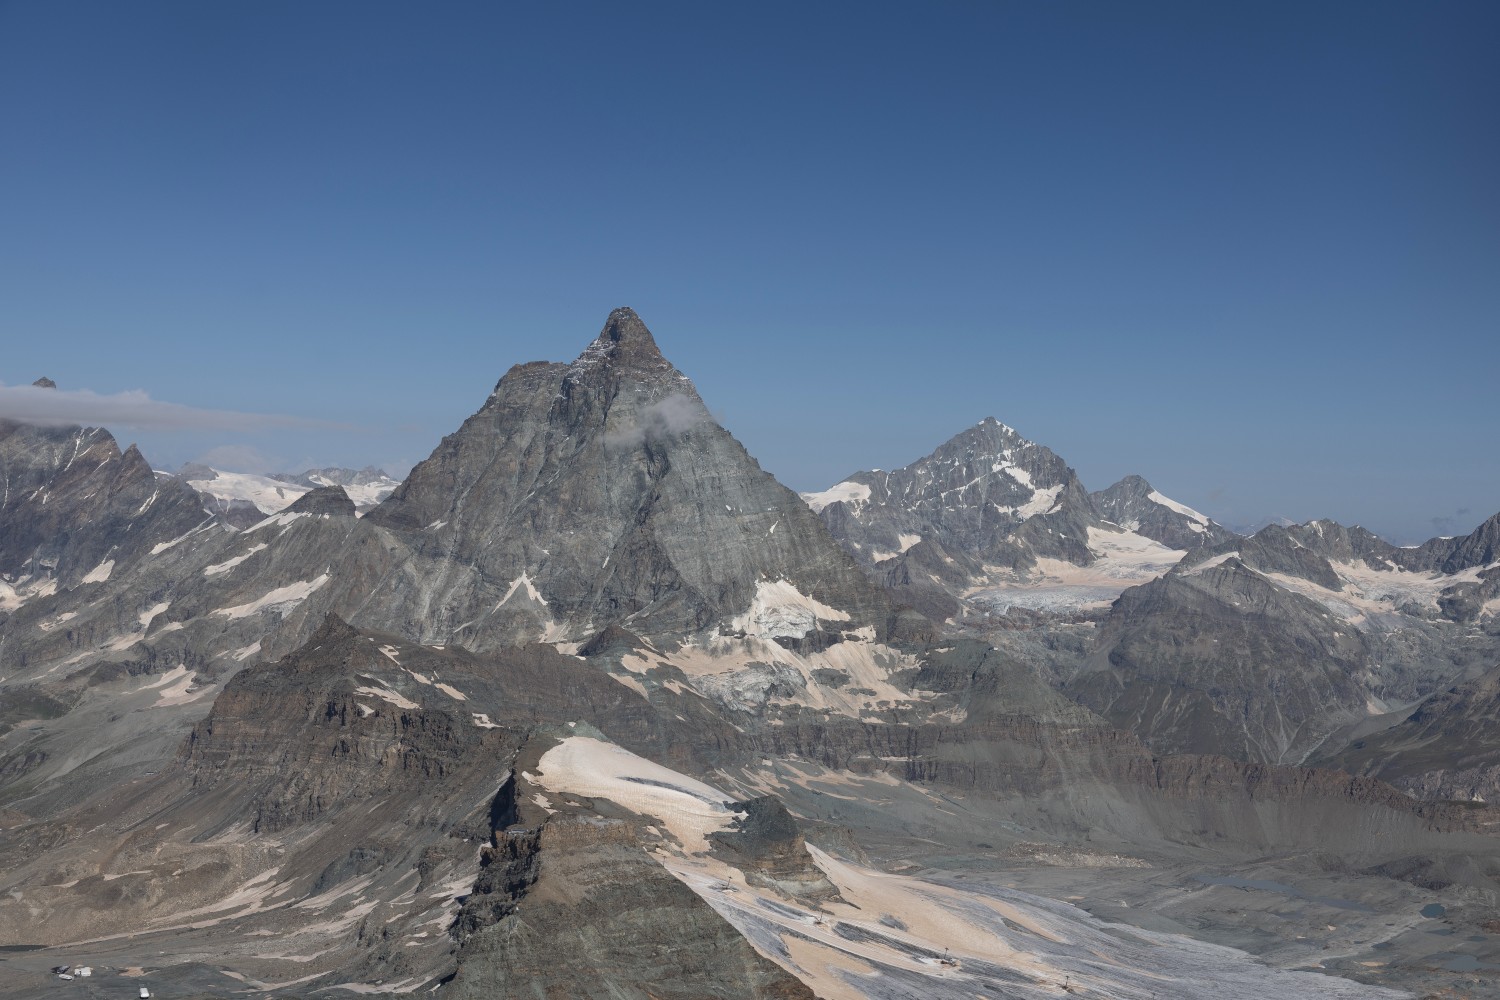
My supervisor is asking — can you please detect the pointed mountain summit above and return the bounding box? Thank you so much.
[1090,474,1237,551]
[572,305,675,375]
[366,308,888,646]
[803,417,1103,613]
[804,419,1245,619]
[0,420,209,597]
[804,416,1096,572]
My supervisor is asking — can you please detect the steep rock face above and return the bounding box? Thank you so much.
[1326,662,1500,803]
[0,616,748,987]
[449,811,815,1000]
[1066,511,1500,767]
[285,484,357,517]
[365,307,888,645]
[1070,559,1374,764]
[0,420,212,597]
[708,795,839,901]
[735,641,1500,849]
[1090,474,1237,551]
[1192,516,1500,623]
[806,417,1095,574]
[804,420,1230,622]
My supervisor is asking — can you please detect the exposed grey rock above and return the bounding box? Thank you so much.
[808,417,1095,571]
[0,419,212,592]
[1325,661,1500,803]
[364,306,889,645]
[1069,559,1374,764]
[285,484,356,517]
[1091,473,1238,551]
[806,417,1112,619]
[29,378,55,390]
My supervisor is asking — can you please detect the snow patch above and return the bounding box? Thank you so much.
[732,578,851,639]
[1148,489,1210,528]
[244,510,309,534]
[138,602,170,628]
[353,682,418,711]
[151,667,208,707]
[1182,551,1239,576]
[994,484,1063,520]
[970,527,1185,613]
[801,480,871,513]
[37,611,78,632]
[496,572,545,610]
[213,574,330,620]
[184,469,309,514]
[534,737,741,852]
[202,543,268,577]
[81,559,114,584]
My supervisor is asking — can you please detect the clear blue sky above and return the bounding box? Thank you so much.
[1,1,1495,542]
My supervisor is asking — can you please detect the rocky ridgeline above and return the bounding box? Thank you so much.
[804,418,1237,618]
[0,420,209,592]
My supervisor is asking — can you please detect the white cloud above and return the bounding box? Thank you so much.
[605,393,706,448]
[0,383,342,432]
[188,445,281,474]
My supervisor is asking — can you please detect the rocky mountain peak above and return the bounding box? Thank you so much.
[286,484,356,517]
[364,308,888,645]
[1107,474,1153,496]
[32,376,57,389]
[957,416,1031,455]
[569,306,676,379]
[1091,474,1236,552]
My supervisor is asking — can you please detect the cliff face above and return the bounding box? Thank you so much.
[449,793,816,1000]
[1324,661,1500,804]
[364,307,888,647]
[0,420,211,591]
[1069,560,1374,765]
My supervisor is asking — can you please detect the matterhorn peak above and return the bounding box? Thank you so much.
[572,306,672,374]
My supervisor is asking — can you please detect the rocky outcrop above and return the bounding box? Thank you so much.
[442,735,822,999]
[285,484,357,517]
[450,808,816,1000]
[709,795,840,902]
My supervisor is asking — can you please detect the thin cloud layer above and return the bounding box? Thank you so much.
[605,394,706,448]
[0,383,344,432]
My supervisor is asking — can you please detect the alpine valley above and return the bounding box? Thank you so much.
[2,310,1498,999]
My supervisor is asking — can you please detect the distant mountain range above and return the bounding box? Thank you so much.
[1,308,1496,998]
[167,463,401,527]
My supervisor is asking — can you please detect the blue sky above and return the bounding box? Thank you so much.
[1,1,1495,542]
